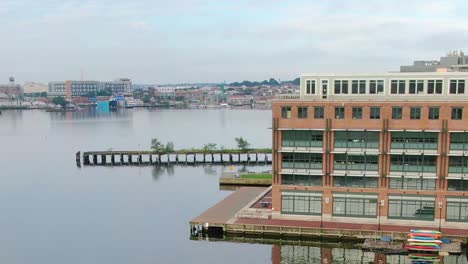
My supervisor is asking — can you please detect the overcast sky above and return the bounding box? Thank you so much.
[1,0,468,84]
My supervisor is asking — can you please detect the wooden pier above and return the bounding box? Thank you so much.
[77,150,272,166]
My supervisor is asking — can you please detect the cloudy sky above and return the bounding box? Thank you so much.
[1,0,467,84]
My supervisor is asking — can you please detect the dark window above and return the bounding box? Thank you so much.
[334,80,349,94]
[409,80,424,94]
[314,107,324,119]
[335,107,345,119]
[359,80,366,94]
[452,107,463,120]
[428,107,439,120]
[306,80,316,94]
[427,80,443,94]
[369,80,384,94]
[352,80,359,94]
[410,107,421,120]
[281,175,322,186]
[370,107,380,119]
[352,107,362,119]
[281,106,291,119]
[334,80,341,94]
[392,107,403,119]
[450,80,465,94]
[298,107,308,119]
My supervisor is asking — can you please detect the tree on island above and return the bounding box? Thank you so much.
[151,138,166,153]
[52,96,67,109]
[165,142,175,153]
[202,143,217,153]
[235,137,251,151]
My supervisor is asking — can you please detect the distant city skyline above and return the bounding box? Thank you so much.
[1,0,468,84]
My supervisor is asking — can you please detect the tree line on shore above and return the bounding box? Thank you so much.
[150,137,271,153]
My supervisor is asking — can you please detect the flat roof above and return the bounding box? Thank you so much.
[300,72,468,77]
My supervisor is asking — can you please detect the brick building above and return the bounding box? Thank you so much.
[272,72,468,233]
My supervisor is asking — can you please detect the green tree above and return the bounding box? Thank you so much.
[151,138,165,153]
[235,137,250,151]
[52,96,67,109]
[165,142,175,153]
[202,143,217,153]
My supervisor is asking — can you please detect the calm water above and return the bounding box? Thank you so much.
[0,108,467,264]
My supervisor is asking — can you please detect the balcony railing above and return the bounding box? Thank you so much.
[390,165,437,172]
[276,94,300,100]
[449,167,468,173]
[282,162,322,170]
[450,143,468,151]
[334,163,378,171]
[282,141,323,148]
[335,141,379,149]
[391,142,438,150]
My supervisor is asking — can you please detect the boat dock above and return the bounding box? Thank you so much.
[362,238,461,255]
[76,150,272,166]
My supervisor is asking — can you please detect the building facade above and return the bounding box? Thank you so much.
[0,84,22,97]
[401,50,468,72]
[48,78,132,97]
[272,72,468,233]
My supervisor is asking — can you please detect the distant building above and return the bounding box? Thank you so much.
[0,77,21,97]
[401,50,468,72]
[23,82,48,95]
[48,78,132,98]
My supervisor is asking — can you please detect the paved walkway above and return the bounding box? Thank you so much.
[191,187,267,225]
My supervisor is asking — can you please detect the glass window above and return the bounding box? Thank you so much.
[314,107,324,119]
[410,107,421,120]
[352,80,358,94]
[370,107,380,119]
[359,80,366,94]
[282,175,322,186]
[388,196,435,220]
[352,107,362,119]
[333,177,378,188]
[392,107,403,119]
[335,107,345,119]
[391,80,406,94]
[389,178,436,190]
[282,130,323,147]
[334,80,348,94]
[334,154,379,171]
[332,194,377,217]
[446,200,468,222]
[409,80,424,94]
[390,154,437,172]
[428,107,439,120]
[298,107,308,119]
[334,131,380,149]
[305,80,316,94]
[369,80,384,94]
[281,106,292,119]
[452,107,463,120]
[448,179,468,191]
[281,192,322,215]
[450,80,465,94]
[282,153,323,169]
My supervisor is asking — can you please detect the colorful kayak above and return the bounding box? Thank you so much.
[409,236,441,241]
[411,230,441,234]
[408,239,442,244]
[408,233,441,239]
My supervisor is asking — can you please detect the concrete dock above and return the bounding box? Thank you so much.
[219,172,272,186]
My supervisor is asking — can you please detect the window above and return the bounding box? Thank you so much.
[452,107,463,120]
[390,154,437,172]
[391,80,406,94]
[392,107,403,119]
[369,80,384,94]
[334,154,379,171]
[450,132,468,151]
[298,107,308,118]
[335,107,345,119]
[427,80,443,94]
[282,153,322,169]
[410,107,421,119]
[305,80,316,94]
[282,175,322,186]
[391,132,438,150]
[352,107,362,119]
[334,131,380,149]
[370,107,380,119]
[449,156,468,174]
[333,193,377,218]
[334,80,348,94]
[282,192,322,215]
[409,80,424,94]
[446,198,468,222]
[428,107,439,120]
[281,106,292,119]
[282,130,323,147]
[314,107,324,119]
[351,80,366,94]
[388,195,435,220]
[389,178,436,190]
[448,179,468,191]
[450,80,465,94]
[334,176,378,188]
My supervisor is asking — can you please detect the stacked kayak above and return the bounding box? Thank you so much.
[408,253,440,264]
[405,230,442,252]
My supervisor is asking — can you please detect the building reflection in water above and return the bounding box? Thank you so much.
[271,244,468,264]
